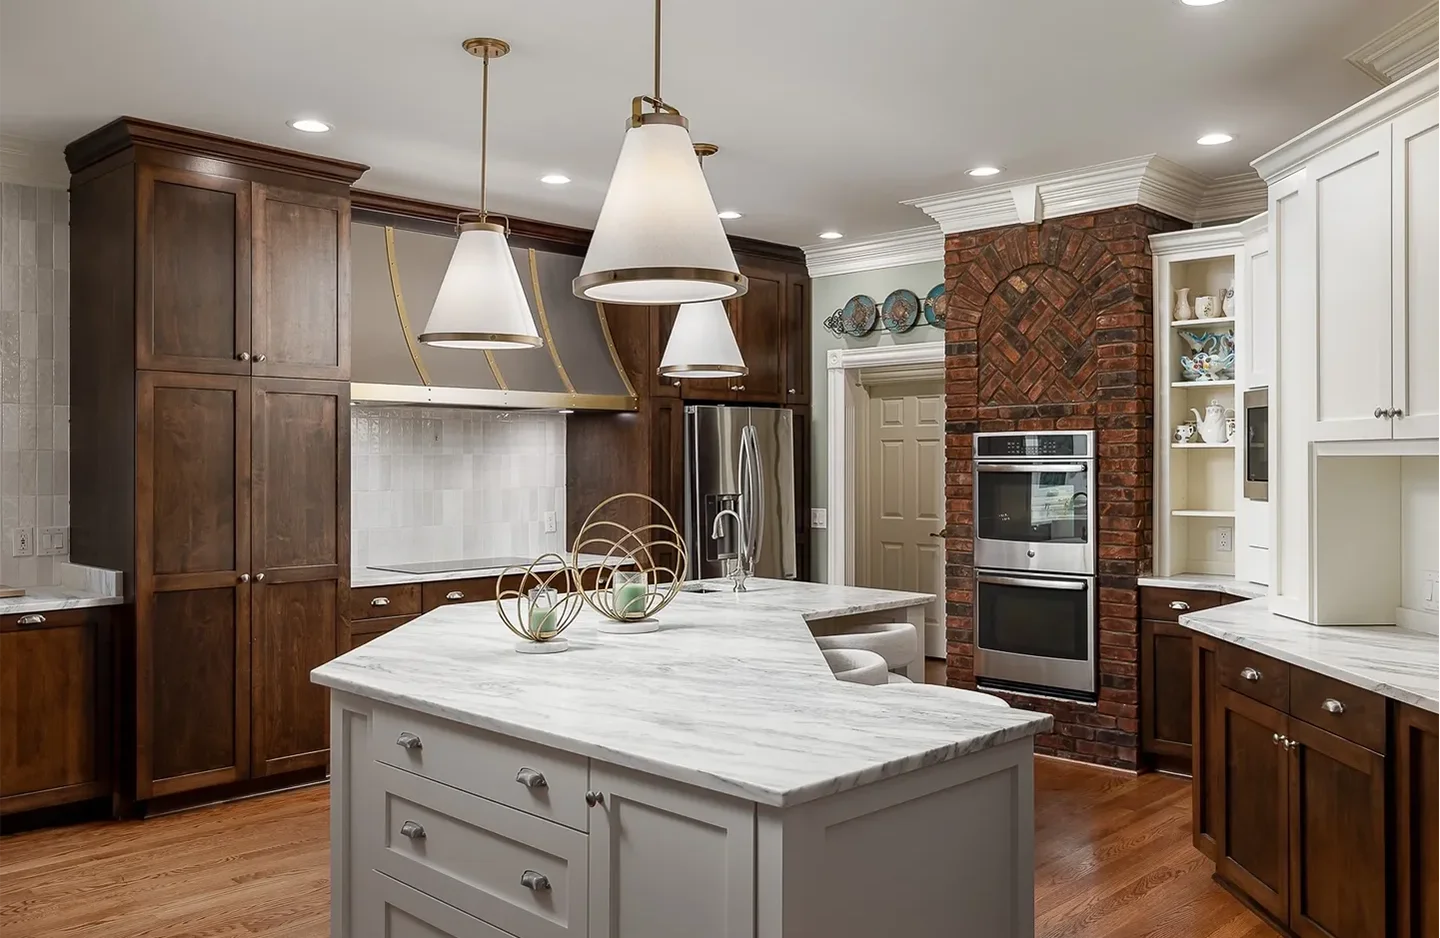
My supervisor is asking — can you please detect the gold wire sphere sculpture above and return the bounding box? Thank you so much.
[571,493,688,634]
[494,553,586,654]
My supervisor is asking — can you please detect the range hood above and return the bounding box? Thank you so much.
[352,220,637,411]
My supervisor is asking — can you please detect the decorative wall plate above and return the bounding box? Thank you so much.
[880,289,920,333]
[922,283,947,326]
[840,294,878,336]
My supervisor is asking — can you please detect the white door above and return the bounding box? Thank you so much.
[1309,123,1394,442]
[1391,103,1439,440]
[587,764,754,938]
[863,379,946,657]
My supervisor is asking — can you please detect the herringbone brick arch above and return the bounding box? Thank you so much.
[978,265,1096,405]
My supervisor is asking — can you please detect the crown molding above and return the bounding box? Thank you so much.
[802,226,944,278]
[0,135,68,188]
[1253,60,1438,183]
[1149,218,1250,257]
[1194,173,1269,224]
[1347,4,1439,86]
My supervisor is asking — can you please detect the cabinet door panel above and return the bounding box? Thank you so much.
[1140,620,1192,760]
[1216,687,1289,920]
[1192,635,1220,860]
[136,167,251,374]
[251,579,336,776]
[1287,718,1386,938]
[252,379,346,575]
[1395,704,1439,938]
[1392,105,1439,440]
[732,268,786,403]
[252,186,349,380]
[784,273,811,405]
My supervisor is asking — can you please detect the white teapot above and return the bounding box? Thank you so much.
[1189,400,1229,444]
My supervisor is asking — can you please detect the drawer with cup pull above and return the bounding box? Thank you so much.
[1289,667,1386,754]
[351,584,422,621]
[420,578,505,612]
[1138,587,1233,623]
[373,704,589,831]
[372,761,588,938]
[0,607,101,632]
[1217,644,1290,710]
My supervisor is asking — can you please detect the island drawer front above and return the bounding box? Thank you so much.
[353,585,422,621]
[372,762,587,938]
[374,706,589,832]
[1289,667,1387,754]
[1217,644,1290,711]
[1139,587,1231,623]
[371,869,518,938]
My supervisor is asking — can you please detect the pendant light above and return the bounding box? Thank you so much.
[658,144,747,379]
[418,38,542,350]
[573,0,747,305]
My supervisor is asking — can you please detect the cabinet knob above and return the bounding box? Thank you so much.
[254,572,266,582]
[585,790,605,807]
[1393,408,1404,418]
[16,613,45,626]
[1321,698,1345,715]
[370,596,390,607]
[521,870,551,892]
[395,731,422,750]
[254,353,267,363]
[1375,407,1384,418]
[1285,738,1297,751]
[399,820,426,841]
[239,573,251,583]
[789,388,797,394]
[237,351,251,362]
[515,767,548,789]
[1168,600,1190,611]
[1273,732,1282,746]
[445,590,465,601]
[1240,667,1261,682]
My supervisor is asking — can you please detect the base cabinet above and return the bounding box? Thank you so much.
[1216,687,1291,921]
[1394,705,1439,938]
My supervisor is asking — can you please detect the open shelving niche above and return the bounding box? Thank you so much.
[1151,225,1249,577]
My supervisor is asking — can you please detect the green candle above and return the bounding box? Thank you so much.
[528,604,559,639]
[613,581,648,618]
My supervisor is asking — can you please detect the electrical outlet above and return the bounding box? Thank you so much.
[38,526,67,557]
[811,508,828,529]
[1424,570,1439,613]
[543,511,557,534]
[11,527,33,557]
[1215,526,1233,553]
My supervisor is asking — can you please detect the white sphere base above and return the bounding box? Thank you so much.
[515,639,570,655]
[597,618,660,634]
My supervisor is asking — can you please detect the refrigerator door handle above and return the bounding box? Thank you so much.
[746,425,764,571]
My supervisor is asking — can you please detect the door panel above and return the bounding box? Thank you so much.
[1287,719,1386,938]
[136,166,251,374]
[252,185,349,380]
[784,273,810,405]
[732,268,785,402]
[1395,704,1439,938]
[1392,106,1439,440]
[1216,687,1289,920]
[251,578,336,776]
[148,383,243,575]
[252,379,345,575]
[1140,620,1193,760]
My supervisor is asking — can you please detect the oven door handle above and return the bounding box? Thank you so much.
[975,463,1088,474]
[977,574,1088,591]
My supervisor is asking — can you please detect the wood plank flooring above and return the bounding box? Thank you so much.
[0,762,1271,938]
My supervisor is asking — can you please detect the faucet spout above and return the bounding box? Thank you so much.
[710,508,749,592]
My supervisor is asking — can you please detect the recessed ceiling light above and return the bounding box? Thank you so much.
[818,231,843,240]
[540,173,571,185]
[967,166,1002,177]
[1181,0,1227,5]
[1197,132,1234,145]
[288,118,331,133]
[717,210,743,220]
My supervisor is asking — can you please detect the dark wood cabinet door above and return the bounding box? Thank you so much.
[1395,704,1439,938]
[1215,686,1290,921]
[136,166,251,375]
[1192,634,1220,860]
[136,372,251,798]
[250,378,348,776]
[784,273,811,405]
[731,266,787,403]
[791,405,811,581]
[0,612,109,814]
[1140,619,1193,761]
[1287,719,1386,938]
[648,397,685,579]
[251,185,350,380]
[650,305,682,398]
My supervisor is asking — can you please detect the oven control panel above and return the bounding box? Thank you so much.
[974,431,1092,459]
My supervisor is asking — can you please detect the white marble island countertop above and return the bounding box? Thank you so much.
[312,579,1051,807]
[1179,598,1439,713]
[351,552,631,588]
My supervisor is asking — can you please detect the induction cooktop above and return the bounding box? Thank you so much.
[367,557,534,576]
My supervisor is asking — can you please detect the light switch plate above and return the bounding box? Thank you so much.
[811,508,828,529]
[1424,570,1438,613]
[12,527,33,557]
[543,511,557,534]
[38,526,67,557]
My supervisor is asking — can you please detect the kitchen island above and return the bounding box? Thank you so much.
[313,579,1052,938]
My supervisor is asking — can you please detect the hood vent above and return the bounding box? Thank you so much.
[352,220,637,411]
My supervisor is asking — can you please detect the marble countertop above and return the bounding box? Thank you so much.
[0,587,125,616]
[1179,598,1439,713]
[1137,573,1268,601]
[312,579,1052,807]
[351,553,630,588]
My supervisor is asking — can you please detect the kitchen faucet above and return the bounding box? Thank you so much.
[711,508,749,592]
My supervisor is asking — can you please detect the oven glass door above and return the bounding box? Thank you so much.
[974,462,1093,573]
[975,572,1095,695]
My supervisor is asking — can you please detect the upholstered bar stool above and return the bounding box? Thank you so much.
[814,622,919,680]
[822,648,890,686]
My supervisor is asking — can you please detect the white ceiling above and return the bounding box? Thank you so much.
[0,0,1419,246]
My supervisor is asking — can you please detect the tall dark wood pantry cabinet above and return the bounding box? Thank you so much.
[65,118,364,803]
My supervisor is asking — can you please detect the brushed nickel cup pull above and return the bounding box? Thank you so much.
[396,732,422,750]
[446,590,465,601]
[515,767,548,789]
[400,820,425,840]
[521,870,551,891]
[1169,600,1190,611]
[1322,698,1345,715]
[370,596,390,607]
[16,614,45,626]
[585,790,605,807]
[1240,667,1261,682]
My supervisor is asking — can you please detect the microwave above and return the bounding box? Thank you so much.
[1244,388,1268,501]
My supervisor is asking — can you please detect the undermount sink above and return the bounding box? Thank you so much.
[680,585,728,594]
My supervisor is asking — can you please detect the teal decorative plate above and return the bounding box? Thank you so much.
[881,289,921,333]
[840,294,878,336]
[922,283,947,326]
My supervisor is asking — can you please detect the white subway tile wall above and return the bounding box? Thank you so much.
[351,406,567,569]
[0,184,69,588]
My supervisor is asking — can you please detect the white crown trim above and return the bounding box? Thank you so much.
[1347,4,1439,86]
[0,135,68,188]
[1253,61,1438,183]
[1194,173,1269,224]
[1149,217,1250,257]
[802,225,944,278]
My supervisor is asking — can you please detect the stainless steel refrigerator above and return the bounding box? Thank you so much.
[684,405,798,581]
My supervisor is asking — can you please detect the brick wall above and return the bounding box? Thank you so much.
[942,207,1185,770]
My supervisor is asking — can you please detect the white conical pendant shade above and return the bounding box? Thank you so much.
[575,118,746,305]
[419,223,543,349]
[658,301,747,379]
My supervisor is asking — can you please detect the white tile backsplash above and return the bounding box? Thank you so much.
[351,406,567,570]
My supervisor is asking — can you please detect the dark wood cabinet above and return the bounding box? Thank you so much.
[1192,633,1220,860]
[1216,686,1291,921]
[784,273,811,405]
[729,265,787,403]
[1394,704,1439,938]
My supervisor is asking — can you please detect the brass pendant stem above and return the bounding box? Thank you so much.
[480,50,489,218]
[653,0,662,108]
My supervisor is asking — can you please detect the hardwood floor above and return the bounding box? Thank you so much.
[0,763,1270,938]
